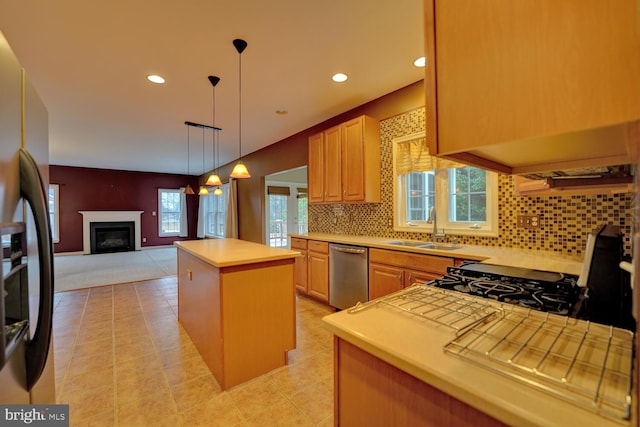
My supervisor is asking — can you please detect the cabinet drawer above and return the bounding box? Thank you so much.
[290,237,308,250]
[369,248,454,275]
[308,240,329,254]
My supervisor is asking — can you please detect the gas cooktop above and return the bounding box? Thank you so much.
[429,263,585,317]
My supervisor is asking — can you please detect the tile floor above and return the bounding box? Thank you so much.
[52,277,336,426]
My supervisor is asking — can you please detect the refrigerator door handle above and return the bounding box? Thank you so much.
[19,148,54,390]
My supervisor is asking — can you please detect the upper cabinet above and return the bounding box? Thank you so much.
[424,0,640,175]
[308,115,380,204]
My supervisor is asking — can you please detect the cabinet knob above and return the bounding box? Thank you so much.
[408,272,413,283]
[397,273,402,284]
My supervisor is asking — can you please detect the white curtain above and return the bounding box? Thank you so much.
[179,188,188,237]
[225,179,238,239]
[395,137,466,174]
[196,193,207,238]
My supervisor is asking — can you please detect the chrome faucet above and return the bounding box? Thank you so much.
[428,206,446,242]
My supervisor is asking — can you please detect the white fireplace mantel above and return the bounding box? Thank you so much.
[79,211,144,254]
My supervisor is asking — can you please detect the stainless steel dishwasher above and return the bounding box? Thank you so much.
[329,244,368,310]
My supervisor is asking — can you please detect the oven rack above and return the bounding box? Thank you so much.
[444,308,634,420]
[348,284,499,334]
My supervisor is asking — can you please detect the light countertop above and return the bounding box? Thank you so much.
[174,238,299,268]
[289,232,584,276]
[323,294,633,427]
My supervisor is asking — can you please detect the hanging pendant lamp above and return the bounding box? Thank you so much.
[230,38,251,179]
[205,75,223,188]
[184,125,195,195]
[198,128,209,196]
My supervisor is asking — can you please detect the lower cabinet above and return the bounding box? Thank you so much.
[334,337,506,426]
[369,248,456,300]
[291,238,329,302]
[177,248,296,390]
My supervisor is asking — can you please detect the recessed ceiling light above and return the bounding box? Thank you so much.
[332,73,348,83]
[413,56,426,67]
[147,74,165,84]
[275,110,288,115]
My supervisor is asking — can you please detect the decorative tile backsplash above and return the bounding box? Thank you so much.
[309,108,633,257]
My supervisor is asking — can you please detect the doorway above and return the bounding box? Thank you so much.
[264,166,307,248]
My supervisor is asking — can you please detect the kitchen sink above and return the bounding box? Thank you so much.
[383,240,427,247]
[417,243,463,251]
[384,240,463,250]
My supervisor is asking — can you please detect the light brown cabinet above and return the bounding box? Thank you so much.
[291,237,308,293]
[177,247,296,390]
[334,337,505,426]
[424,0,640,175]
[369,248,455,300]
[308,115,380,204]
[291,238,329,302]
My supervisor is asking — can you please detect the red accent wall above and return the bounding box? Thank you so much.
[49,165,200,253]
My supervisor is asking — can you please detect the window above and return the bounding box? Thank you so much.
[202,183,230,238]
[393,132,498,236]
[264,183,308,248]
[158,189,183,237]
[296,187,308,234]
[48,184,60,243]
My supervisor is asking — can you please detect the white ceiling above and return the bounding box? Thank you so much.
[0,0,424,175]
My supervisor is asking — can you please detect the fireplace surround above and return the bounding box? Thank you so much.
[79,211,143,255]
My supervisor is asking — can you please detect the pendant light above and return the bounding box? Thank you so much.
[198,128,209,196]
[205,75,223,188]
[184,125,195,195]
[230,38,251,179]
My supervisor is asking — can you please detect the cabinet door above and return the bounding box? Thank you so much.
[308,132,325,203]
[404,269,442,288]
[308,251,329,301]
[294,250,308,293]
[324,125,342,203]
[425,0,640,172]
[341,117,365,202]
[369,263,404,300]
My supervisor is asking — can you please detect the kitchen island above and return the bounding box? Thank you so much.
[323,287,634,427]
[174,239,299,390]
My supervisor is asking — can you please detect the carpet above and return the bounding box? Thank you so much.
[54,246,177,292]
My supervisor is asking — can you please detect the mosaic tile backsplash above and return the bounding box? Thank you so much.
[309,108,633,257]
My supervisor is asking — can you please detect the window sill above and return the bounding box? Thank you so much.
[393,225,498,238]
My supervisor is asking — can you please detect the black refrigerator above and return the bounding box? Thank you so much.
[0,31,55,404]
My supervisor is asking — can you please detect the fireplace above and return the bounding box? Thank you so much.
[90,221,134,254]
[79,211,144,255]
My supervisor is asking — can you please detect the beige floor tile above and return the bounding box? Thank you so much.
[66,350,114,377]
[62,366,114,396]
[60,383,115,420]
[70,409,115,427]
[171,373,222,412]
[289,376,334,424]
[54,278,336,426]
[243,398,313,427]
[116,387,178,425]
[178,392,244,427]
[229,376,288,419]
[163,353,212,386]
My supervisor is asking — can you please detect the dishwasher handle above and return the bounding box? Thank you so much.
[330,244,366,255]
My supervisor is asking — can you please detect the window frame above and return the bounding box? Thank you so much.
[48,184,60,243]
[392,132,499,237]
[203,182,230,238]
[158,188,182,237]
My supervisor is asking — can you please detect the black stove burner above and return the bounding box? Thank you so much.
[429,263,584,317]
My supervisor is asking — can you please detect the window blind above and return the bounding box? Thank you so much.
[267,185,291,196]
[395,137,466,175]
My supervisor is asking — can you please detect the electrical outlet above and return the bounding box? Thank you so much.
[517,215,540,229]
